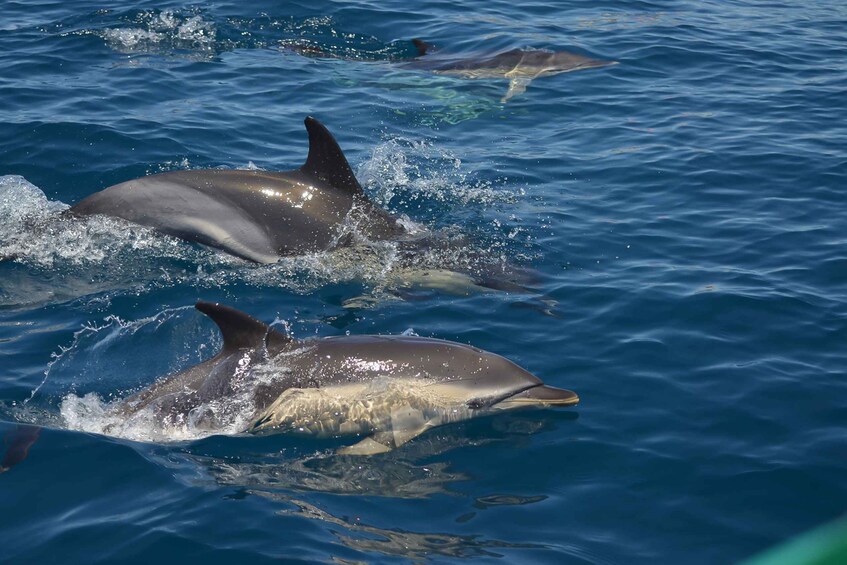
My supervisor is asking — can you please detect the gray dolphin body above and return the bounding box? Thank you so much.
[119,301,579,454]
[413,47,618,102]
[70,117,403,264]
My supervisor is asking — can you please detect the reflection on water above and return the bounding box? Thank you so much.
[1,410,569,560]
[271,496,543,560]
[163,414,573,498]
[206,452,468,499]
[175,430,486,498]
[474,493,548,509]
[159,430,551,559]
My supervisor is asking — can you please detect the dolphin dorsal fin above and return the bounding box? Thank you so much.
[411,38,434,56]
[300,116,364,197]
[195,301,291,352]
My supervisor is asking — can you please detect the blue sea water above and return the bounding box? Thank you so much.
[1,0,846,563]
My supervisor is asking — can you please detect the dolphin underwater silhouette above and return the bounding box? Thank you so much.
[285,38,617,102]
[113,301,579,455]
[70,117,404,264]
[420,46,618,102]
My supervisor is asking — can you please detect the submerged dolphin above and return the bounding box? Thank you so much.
[70,117,404,264]
[116,301,579,454]
[417,46,618,102]
[285,38,616,102]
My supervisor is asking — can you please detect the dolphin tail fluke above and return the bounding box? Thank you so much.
[301,117,364,198]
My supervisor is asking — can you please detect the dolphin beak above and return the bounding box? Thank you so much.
[495,385,579,408]
[582,59,617,70]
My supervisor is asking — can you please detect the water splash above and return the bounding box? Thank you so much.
[39,306,203,395]
[0,176,202,269]
[0,175,68,222]
[359,136,521,210]
[70,9,219,59]
[49,307,234,442]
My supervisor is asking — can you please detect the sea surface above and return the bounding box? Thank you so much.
[1,1,846,563]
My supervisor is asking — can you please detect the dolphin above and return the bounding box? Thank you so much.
[112,301,579,455]
[284,38,616,102]
[414,45,618,102]
[70,117,404,264]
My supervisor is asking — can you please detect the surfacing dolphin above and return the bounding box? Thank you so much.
[285,38,617,102]
[70,117,404,264]
[115,301,579,455]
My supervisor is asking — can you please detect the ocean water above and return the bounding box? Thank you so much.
[1,0,846,563]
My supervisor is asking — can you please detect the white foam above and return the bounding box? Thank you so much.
[0,175,68,223]
[59,343,283,443]
[0,175,214,270]
[84,9,217,57]
[60,390,234,443]
[101,27,161,50]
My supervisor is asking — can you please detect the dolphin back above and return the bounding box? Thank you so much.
[69,117,402,262]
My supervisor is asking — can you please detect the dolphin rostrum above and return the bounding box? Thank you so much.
[70,117,404,264]
[111,301,579,454]
[285,38,617,102]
